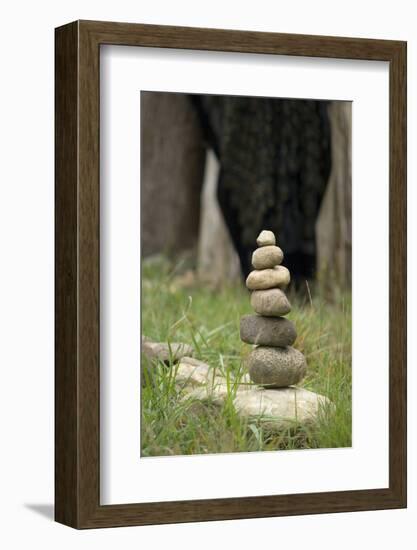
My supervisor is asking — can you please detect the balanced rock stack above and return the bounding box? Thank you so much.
[240,230,307,388]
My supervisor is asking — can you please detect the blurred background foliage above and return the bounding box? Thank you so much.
[141,92,351,295]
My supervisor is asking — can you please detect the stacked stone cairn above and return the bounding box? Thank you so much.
[142,229,331,431]
[240,230,307,388]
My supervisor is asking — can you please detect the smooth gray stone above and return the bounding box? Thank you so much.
[250,288,291,316]
[184,385,333,432]
[252,245,283,269]
[142,341,194,363]
[256,230,276,247]
[141,341,195,386]
[233,387,333,430]
[246,346,306,387]
[240,315,296,346]
[175,357,225,388]
[246,265,290,290]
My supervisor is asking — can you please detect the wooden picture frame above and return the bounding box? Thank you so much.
[55,20,407,529]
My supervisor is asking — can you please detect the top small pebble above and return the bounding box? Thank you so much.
[256,230,276,247]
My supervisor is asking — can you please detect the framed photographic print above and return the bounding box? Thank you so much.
[55,20,406,528]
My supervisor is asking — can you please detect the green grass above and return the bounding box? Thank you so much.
[141,256,352,457]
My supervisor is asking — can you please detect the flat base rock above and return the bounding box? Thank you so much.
[234,386,332,430]
[142,338,194,363]
[177,359,333,432]
[175,357,224,388]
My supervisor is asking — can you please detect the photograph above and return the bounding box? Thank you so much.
[140,91,352,457]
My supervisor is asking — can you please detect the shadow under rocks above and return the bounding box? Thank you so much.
[25,503,54,521]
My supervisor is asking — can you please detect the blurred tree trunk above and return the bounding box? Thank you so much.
[197,150,241,286]
[316,102,352,290]
[140,94,352,290]
[141,92,205,258]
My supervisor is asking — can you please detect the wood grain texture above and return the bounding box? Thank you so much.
[388,41,407,505]
[55,20,407,529]
[55,21,79,527]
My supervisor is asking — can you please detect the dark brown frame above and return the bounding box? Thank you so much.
[55,20,407,529]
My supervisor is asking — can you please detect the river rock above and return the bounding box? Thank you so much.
[175,357,223,387]
[252,245,283,269]
[233,387,333,430]
[184,384,333,431]
[240,315,296,346]
[246,346,306,387]
[142,340,194,363]
[246,265,290,290]
[183,381,247,404]
[256,230,276,247]
[250,288,291,316]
